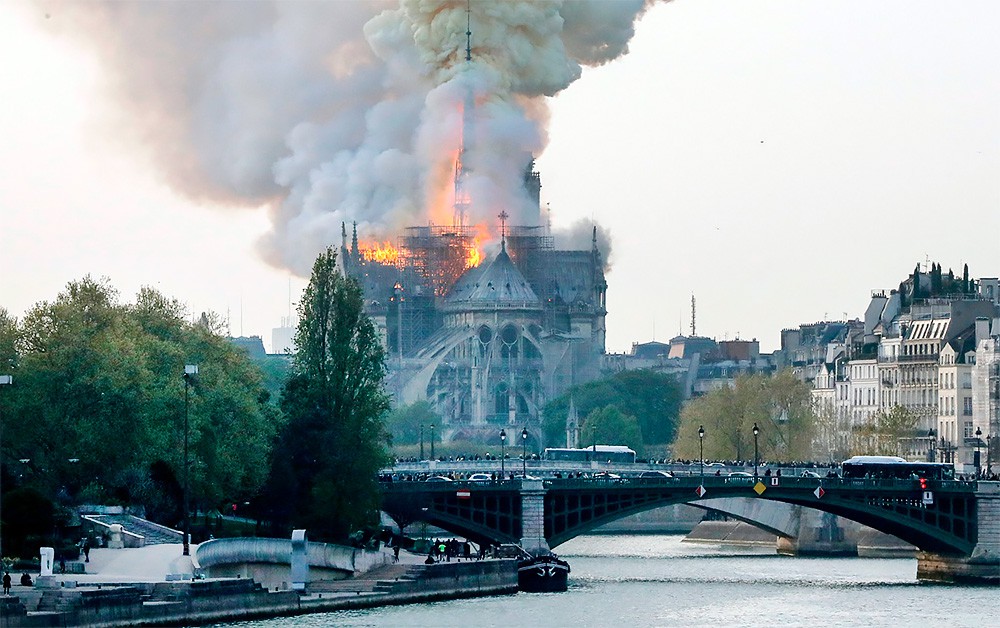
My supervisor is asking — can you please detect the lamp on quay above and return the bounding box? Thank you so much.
[419,424,424,461]
[521,427,528,477]
[928,429,936,463]
[752,422,760,480]
[183,364,198,557]
[698,425,705,484]
[0,374,11,549]
[987,434,994,477]
[500,429,507,478]
[975,427,982,479]
[430,424,435,460]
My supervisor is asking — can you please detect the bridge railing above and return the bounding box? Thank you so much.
[382,460,841,479]
[380,475,979,494]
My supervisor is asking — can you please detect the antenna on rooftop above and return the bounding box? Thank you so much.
[690,294,696,337]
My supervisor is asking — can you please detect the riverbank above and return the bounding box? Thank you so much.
[0,546,517,628]
[684,520,916,557]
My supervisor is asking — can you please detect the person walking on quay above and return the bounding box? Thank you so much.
[393,544,400,563]
[3,571,11,595]
[83,539,91,562]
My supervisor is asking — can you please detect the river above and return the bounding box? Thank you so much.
[223,535,997,627]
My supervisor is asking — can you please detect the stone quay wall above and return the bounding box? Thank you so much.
[0,560,518,628]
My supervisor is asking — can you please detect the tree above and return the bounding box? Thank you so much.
[0,307,16,373]
[580,406,644,455]
[2,277,276,542]
[384,401,440,447]
[673,370,818,463]
[542,370,682,450]
[265,247,390,541]
[855,406,918,455]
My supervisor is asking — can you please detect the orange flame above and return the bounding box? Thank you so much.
[359,240,401,266]
[466,237,482,268]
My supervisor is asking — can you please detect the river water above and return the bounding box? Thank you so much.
[225,535,997,628]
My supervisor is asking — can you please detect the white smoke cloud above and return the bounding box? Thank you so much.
[554,219,615,273]
[34,0,660,274]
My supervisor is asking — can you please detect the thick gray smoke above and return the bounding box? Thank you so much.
[35,0,655,274]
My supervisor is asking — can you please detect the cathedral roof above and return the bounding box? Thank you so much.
[444,244,542,312]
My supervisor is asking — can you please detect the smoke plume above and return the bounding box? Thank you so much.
[35,0,656,274]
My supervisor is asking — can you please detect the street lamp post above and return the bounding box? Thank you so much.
[975,426,982,479]
[500,429,507,478]
[430,425,435,460]
[988,434,994,477]
[183,364,198,557]
[752,422,760,480]
[698,425,704,484]
[928,429,936,463]
[419,424,424,460]
[521,427,528,477]
[0,374,11,556]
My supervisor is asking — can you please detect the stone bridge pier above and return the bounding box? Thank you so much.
[519,479,550,556]
[918,482,1000,583]
[697,498,862,556]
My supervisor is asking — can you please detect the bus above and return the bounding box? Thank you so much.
[543,446,637,464]
[841,455,955,480]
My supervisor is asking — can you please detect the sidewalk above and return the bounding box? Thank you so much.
[29,541,416,586]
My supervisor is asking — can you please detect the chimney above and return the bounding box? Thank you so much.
[975,317,990,344]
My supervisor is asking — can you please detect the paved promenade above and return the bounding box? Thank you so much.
[6,541,420,589]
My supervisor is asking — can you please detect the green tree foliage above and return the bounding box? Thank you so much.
[541,370,682,450]
[673,370,818,462]
[580,406,644,454]
[254,355,292,406]
[1,277,277,539]
[384,401,441,447]
[265,247,390,541]
[0,307,17,372]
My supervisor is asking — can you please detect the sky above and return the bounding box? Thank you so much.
[1,1,998,354]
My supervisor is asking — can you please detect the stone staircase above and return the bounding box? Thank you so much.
[36,585,144,613]
[86,513,183,546]
[306,564,427,596]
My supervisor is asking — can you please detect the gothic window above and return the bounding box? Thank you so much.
[495,382,509,415]
[478,325,492,358]
[500,324,519,359]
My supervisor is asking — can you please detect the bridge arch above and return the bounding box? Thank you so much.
[382,476,977,556]
[542,479,974,554]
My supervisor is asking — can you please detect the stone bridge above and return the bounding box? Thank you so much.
[380,475,1000,583]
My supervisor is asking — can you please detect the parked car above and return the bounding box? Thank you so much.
[425,475,453,482]
[467,473,493,482]
[593,471,621,479]
[800,470,821,478]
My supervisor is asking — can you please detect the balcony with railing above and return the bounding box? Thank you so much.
[899,352,939,363]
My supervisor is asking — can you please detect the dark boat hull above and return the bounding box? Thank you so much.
[517,555,570,592]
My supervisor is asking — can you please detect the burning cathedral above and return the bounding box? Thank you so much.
[341,163,607,444]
